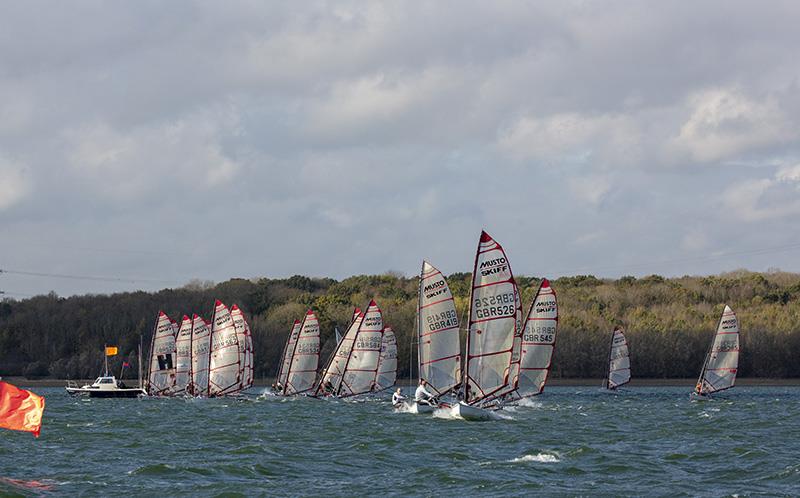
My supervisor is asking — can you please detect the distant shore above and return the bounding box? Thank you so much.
[5,377,800,388]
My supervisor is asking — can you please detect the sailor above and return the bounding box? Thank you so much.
[415,379,437,406]
[392,388,407,407]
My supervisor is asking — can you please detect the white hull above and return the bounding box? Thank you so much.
[449,401,494,421]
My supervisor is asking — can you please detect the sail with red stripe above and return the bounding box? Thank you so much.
[464,231,518,405]
[338,300,384,397]
[518,279,559,397]
[316,308,362,395]
[190,314,211,397]
[231,305,254,392]
[174,315,193,395]
[374,326,398,392]
[283,310,321,395]
[695,305,739,395]
[147,311,178,396]
[417,261,461,396]
[208,300,242,396]
[243,317,254,389]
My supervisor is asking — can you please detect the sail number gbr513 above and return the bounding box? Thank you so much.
[474,292,516,319]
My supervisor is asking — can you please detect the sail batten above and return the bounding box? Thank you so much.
[417,261,461,396]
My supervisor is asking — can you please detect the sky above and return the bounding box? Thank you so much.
[1,1,800,298]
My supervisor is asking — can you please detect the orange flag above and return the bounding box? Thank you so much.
[0,381,45,438]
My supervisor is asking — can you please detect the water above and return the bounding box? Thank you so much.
[2,386,800,496]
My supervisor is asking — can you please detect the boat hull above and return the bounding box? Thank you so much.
[450,401,494,421]
[66,387,145,398]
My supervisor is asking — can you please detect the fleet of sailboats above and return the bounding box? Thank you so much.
[124,231,750,410]
[146,300,254,397]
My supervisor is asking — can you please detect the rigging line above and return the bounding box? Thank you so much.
[0,268,180,285]
[551,242,800,275]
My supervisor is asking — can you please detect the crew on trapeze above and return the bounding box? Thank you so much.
[392,388,407,407]
[415,379,437,406]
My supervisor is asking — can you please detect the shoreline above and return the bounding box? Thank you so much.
[5,377,800,388]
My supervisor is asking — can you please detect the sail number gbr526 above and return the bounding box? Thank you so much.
[474,292,516,319]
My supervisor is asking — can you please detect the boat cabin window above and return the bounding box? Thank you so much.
[98,378,114,384]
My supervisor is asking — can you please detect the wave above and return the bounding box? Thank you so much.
[508,453,561,463]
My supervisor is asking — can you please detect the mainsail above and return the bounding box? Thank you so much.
[517,279,559,397]
[147,311,178,396]
[174,315,193,395]
[696,305,739,395]
[417,261,461,396]
[464,231,518,405]
[338,300,384,397]
[316,309,363,395]
[283,310,321,395]
[277,320,301,389]
[190,314,211,397]
[374,326,398,392]
[243,317,254,389]
[208,300,242,396]
[604,327,631,390]
[231,305,254,392]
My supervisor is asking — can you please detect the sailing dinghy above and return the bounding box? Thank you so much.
[336,300,385,398]
[401,261,461,414]
[601,326,631,391]
[281,310,321,395]
[315,309,363,396]
[276,319,302,392]
[451,231,519,420]
[692,305,739,399]
[147,311,178,396]
[231,305,254,393]
[208,300,243,397]
[374,326,398,392]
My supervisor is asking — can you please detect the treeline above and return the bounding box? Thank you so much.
[2,270,800,380]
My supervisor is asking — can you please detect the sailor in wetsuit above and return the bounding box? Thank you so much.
[415,379,437,406]
[392,388,407,407]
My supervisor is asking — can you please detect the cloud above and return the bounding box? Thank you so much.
[0,155,31,210]
[721,164,800,222]
[672,88,798,163]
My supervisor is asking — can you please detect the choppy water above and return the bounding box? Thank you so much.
[2,386,800,497]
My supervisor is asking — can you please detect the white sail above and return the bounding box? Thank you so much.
[190,314,211,397]
[338,300,384,397]
[316,309,362,395]
[465,231,518,405]
[487,282,524,402]
[147,311,178,396]
[231,305,254,392]
[283,310,321,395]
[174,315,193,395]
[518,279,559,397]
[606,328,631,389]
[208,300,242,396]
[243,318,254,389]
[277,320,302,388]
[374,326,398,392]
[417,261,461,395]
[696,305,739,395]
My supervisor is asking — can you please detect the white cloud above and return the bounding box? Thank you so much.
[672,88,797,163]
[721,164,800,222]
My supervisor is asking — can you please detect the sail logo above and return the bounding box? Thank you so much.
[535,300,557,313]
[426,309,458,331]
[479,257,508,277]
[363,316,382,328]
[523,325,556,343]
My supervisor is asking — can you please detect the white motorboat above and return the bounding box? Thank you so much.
[66,376,146,398]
